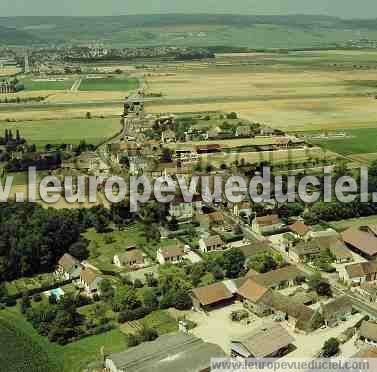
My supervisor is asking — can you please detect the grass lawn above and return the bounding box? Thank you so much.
[141,310,178,334]
[0,307,128,372]
[84,223,177,272]
[80,76,139,92]
[23,77,75,91]
[0,117,121,148]
[120,309,178,336]
[328,215,377,232]
[5,273,57,297]
[311,128,377,155]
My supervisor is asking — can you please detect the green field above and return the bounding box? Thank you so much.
[23,78,75,91]
[79,76,139,92]
[0,308,129,372]
[0,117,121,148]
[0,309,62,372]
[328,215,377,231]
[311,128,377,155]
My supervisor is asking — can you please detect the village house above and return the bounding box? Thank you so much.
[54,253,82,280]
[238,278,273,316]
[231,322,295,358]
[157,244,185,265]
[233,201,253,219]
[105,332,226,372]
[169,195,202,223]
[199,235,225,253]
[248,265,306,290]
[260,290,318,332]
[252,214,284,235]
[206,126,223,139]
[79,267,103,297]
[327,238,354,264]
[342,226,377,260]
[288,222,311,240]
[161,128,176,143]
[113,248,146,270]
[128,155,147,176]
[235,126,252,138]
[207,211,225,227]
[290,234,353,264]
[175,148,200,163]
[191,282,235,312]
[354,282,377,302]
[195,144,221,154]
[237,276,318,333]
[320,296,353,327]
[359,321,377,346]
[341,261,377,286]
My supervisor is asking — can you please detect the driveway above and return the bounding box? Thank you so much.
[187,302,267,353]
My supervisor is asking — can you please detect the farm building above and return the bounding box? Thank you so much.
[105,332,225,372]
[247,265,306,290]
[320,296,353,327]
[231,322,295,358]
[288,222,311,239]
[342,226,377,260]
[191,282,234,311]
[359,321,377,346]
[341,261,377,286]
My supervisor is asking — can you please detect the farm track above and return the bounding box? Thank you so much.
[70,78,82,92]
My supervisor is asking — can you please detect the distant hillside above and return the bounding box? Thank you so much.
[0,25,40,45]
[2,14,377,48]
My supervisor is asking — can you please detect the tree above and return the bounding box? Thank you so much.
[161,148,173,162]
[226,112,238,120]
[222,248,245,278]
[308,273,332,297]
[174,290,192,310]
[127,334,140,347]
[86,112,92,119]
[145,272,158,287]
[68,240,89,261]
[168,216,179,231]
[141,288,159,310]
[99,279,115,303]
[140,327,159,342]
[116,286,141,311]
[20,294,31,314]
[249,253,279,274]
[322,338,339,357]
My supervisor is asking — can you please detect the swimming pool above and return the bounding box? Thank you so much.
[47,287,65,299]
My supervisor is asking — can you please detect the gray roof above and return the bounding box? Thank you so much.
[232,322,294,358]
[106,332,225,372]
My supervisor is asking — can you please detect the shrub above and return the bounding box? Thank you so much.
[127,334,140,347]
[33,294,42,302]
